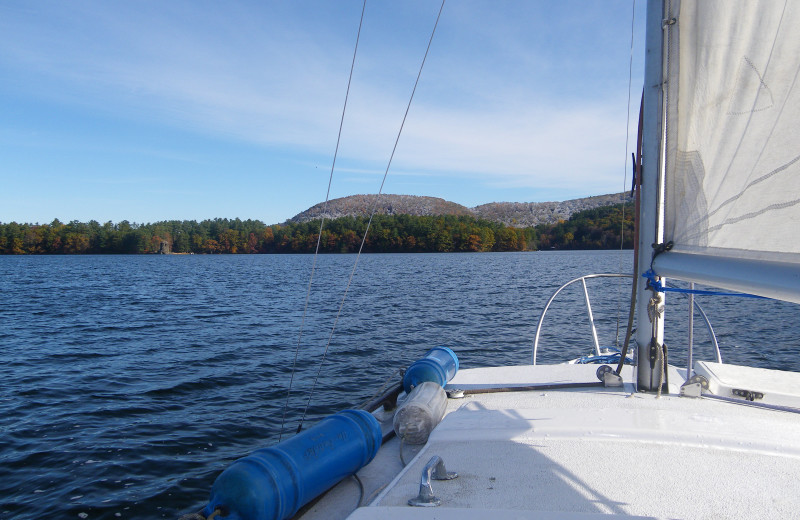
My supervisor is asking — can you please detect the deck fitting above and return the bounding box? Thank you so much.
[408,455,458,507]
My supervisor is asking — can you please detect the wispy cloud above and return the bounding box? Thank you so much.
[0,0,644,222]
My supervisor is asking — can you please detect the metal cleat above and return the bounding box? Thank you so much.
[408,455,458,507]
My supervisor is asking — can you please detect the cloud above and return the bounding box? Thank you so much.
[0,1,356,143]
[0,0,643,216]
[318,80,636,193]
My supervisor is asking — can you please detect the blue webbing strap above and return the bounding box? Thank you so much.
[642,269,768,299]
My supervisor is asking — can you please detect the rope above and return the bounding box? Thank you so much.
[615,94,644,376]
[399,436,408,466]
[352,474,365,507]
[178,507,224,520]
[295,0,446,433]
[642,269,767,298]
[178,513,207,520]
[646,287,665,395]
[278,0,368,442]
[653,338,667,399]
[359,368,403,410]
[362,481,392,507]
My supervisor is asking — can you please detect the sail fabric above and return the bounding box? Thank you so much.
[663,0,800,265]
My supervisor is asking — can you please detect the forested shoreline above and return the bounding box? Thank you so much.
[0,204,632,255]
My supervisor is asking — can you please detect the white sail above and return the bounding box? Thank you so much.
[654,0,800,302]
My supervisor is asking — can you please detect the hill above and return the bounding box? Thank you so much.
[290,192,632,228]
[290,194,473,222]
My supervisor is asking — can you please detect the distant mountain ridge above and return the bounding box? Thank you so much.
[290,192,632,228]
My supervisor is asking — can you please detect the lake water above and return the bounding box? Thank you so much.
[2,251,798,519]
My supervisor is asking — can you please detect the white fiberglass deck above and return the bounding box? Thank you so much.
[345,364,800,520]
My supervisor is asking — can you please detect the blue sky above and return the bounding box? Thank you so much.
[1,1,645,225]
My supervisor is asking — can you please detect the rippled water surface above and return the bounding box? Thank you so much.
[1,251,798,519]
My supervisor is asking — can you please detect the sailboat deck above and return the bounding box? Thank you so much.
[343,364,800,519]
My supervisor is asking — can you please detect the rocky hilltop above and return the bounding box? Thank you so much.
[472,192,633,227]
[290,192,632,228]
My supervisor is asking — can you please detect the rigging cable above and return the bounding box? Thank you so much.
[616,94,643,376]
[295,0,447,434]
[278,0,368,442]
[615,0,637,346]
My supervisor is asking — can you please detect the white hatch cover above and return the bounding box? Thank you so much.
[694,361,800,407]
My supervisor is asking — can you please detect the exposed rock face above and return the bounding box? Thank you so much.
[290,195,473,222]
[472,192,633,227]
[289,192,632,228]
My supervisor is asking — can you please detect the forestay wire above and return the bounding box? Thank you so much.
[294,0,447,434]
[278,0,368,442]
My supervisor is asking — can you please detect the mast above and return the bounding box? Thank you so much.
[635,0,666,392]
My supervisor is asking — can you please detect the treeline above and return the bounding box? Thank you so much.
[538,203,635,250]
[0,203,632,255]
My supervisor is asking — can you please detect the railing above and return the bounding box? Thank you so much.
[532,273,721,366]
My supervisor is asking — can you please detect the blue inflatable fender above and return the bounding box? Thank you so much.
[403,346,459,393]
[203,409,381,520]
